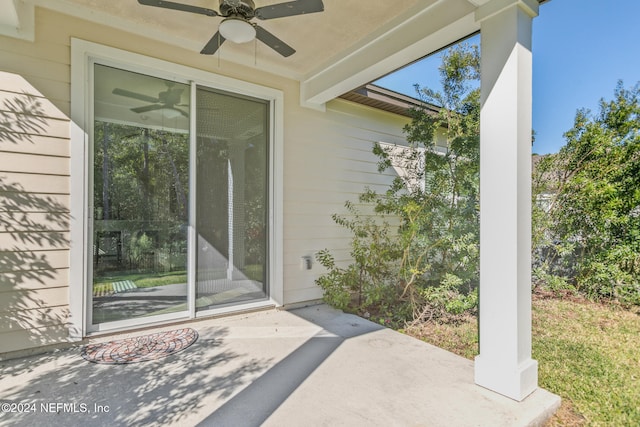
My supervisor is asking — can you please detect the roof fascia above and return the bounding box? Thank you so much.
[339,84,440,118]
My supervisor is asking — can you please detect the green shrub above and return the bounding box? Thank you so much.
[417,274,478,322]
[315,200,402,313]
[532,82,640,305]
[315,43,481,323]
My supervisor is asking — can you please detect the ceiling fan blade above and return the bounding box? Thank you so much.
[137,0,218,17]
[255,26,295,57]
[255,0,324,20]
[113,88,160,103]
[200,31,226,55]
[131,104,164,114]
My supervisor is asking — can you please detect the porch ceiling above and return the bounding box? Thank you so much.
[57,0,426,77]
[9,0,540,106]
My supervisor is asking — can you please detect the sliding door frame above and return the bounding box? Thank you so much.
[70,39,284,338]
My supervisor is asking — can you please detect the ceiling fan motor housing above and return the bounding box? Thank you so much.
[219,0,256,18]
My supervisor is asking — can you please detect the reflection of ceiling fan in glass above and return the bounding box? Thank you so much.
[112,83,189,118]
[137,0,325,57]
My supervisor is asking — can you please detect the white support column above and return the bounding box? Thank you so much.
[474,0,539,401]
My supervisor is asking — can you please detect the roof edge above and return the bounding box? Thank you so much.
[339,84,440,118]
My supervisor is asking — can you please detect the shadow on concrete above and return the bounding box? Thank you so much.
[199,335,343,427]
[0,327,272,427]
[198,307,383,426]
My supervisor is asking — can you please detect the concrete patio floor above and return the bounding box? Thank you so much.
[0,305,560,426]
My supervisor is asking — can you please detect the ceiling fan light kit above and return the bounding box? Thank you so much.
[219,17,256,44]
[137,0,325,57]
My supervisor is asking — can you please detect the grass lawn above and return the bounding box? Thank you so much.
[403,293,640,426]
[93,265,263,295]
[93,271,188,295]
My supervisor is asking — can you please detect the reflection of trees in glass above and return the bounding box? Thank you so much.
[93,122,189,275]
[244,135,267,269]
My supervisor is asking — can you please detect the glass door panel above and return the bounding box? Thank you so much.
[90,64,271,328]
[91,64,190,324]
[195,87,269,310]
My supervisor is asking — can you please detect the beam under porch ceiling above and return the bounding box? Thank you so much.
[0,0,34,41]
[299,0,478,109]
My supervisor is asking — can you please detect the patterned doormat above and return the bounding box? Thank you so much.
[81,328,198,364]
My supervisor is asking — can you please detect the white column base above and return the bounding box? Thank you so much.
[475,356,538,401]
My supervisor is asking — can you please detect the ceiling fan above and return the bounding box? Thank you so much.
[137,0,325,57]
[112,83,189,117]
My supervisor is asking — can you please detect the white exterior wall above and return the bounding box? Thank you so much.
[283,99,410,304]
[0,7,411,355]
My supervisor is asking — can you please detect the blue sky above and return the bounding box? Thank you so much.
[375,0,640,155]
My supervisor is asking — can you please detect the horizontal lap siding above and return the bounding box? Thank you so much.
[0,7,72,354]
[0,172,69,195]
[0,232,70,252]
[0,265,69,292]
[282,99,409,305]
[0,324,70,356]
[0,134,70,157]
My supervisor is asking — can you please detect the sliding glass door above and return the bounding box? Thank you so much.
[90,64,269,328]
[195,88,269,311]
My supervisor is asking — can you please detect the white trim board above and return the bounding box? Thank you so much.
[69,38,284,338]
